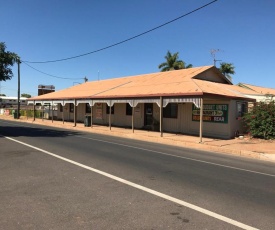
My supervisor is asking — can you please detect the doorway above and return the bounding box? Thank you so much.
[144,103,153,126]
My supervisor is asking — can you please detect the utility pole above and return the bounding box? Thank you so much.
[17,58,21,119]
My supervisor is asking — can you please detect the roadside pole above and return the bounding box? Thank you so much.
[17,58,21,119]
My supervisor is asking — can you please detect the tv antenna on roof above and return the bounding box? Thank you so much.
[210,49,222,66]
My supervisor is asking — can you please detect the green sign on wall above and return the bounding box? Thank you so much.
[192,104,229,123]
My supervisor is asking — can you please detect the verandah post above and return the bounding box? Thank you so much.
[33,101,35,122]
[74,99,77,127]
[199,98,204,143]
[160,96,163,137]
[90,101,93,128]
[109,102,112,131]
[132,105,135,133]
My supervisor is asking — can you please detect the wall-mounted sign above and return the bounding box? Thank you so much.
[95,103,103,119]
[192,104,228,123]
[134,104,141,116]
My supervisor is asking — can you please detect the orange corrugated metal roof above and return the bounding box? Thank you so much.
[194,80,262,98]
[238,83,275,95]
[29,66,256,101]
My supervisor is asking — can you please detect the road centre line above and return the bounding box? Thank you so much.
[76,135,275,178]
[4,135,258,230]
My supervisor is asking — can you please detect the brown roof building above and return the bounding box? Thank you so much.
[28,66,258,140]
[237,83,275,102]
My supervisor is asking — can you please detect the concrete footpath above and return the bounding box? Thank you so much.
[1,115,275,163]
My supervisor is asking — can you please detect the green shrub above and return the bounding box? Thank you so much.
[243,101,275,139]
[20,110,42,118]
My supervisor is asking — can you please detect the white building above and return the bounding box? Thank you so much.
[237,83,275,102]
[0,96,28,108]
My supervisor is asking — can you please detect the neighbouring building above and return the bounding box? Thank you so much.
[237,83,275,102]
[38,85,55,96]
[27,66,259,140]
[0,96,27,108]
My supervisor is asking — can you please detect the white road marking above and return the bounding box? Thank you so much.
[76,136,275,178]
[4,135,259,230]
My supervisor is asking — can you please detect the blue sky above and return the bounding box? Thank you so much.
[1,0,274,96]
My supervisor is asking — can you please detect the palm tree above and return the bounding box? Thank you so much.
[158,51,192,72]
[219,62,235,81]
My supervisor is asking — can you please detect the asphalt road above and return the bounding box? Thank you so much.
[0,119,275,230]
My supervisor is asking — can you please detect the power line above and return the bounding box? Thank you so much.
[22,61,84,80]
[0,86,36,95]
[23,0,218,64]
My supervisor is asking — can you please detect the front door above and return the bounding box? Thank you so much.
[144,103,153,126]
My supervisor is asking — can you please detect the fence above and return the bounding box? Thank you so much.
[0,106,57,120]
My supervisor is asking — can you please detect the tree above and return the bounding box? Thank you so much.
[0,93,6,96]
[158,51,192,72]
[21,93,31,98]
[0,42,19,81]
[243,101,275,139]
[219,62,235,81]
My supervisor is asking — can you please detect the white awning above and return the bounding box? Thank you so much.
[163,98,201,108]
[27,97,202,108]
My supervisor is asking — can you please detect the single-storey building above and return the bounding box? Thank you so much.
[28,66,258,140]
[0,96,27,108]
[237,83,275,102]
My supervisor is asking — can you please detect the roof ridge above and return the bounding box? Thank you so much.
[92,81,132,96]
[240,82,275,90]
[86,65,214,83]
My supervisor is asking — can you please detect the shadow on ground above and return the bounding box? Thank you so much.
[0,125,80,138]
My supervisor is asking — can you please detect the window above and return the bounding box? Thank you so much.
[126,103,132,116]
[106,105,114,114]
[163,103,178,118]
[236,102,247,118]
[86,103,91,113]
[59,104,63,112]
[70,103,74,113]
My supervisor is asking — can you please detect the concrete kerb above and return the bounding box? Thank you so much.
[259,153,275,162]
[1,115,275,163]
